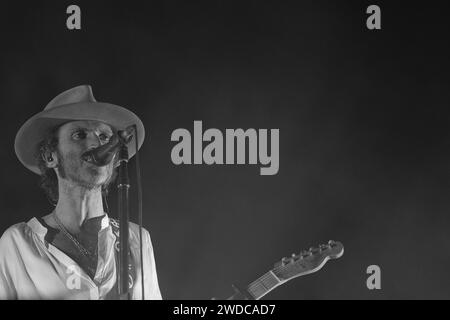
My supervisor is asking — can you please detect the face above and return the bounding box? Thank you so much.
[53,120,116,189]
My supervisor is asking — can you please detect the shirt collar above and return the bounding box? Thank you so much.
[27,213,111,243]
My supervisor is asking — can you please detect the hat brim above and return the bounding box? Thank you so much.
[15,102,145,175]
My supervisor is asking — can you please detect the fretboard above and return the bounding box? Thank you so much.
[246,271,281,300]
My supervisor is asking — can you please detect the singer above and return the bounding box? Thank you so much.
[0,85,162,299]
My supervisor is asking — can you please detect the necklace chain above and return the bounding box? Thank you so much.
[52,212,97,260]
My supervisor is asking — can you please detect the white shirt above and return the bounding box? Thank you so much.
[0,215,162,300]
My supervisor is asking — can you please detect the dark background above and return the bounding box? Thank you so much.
[0,0,449,299]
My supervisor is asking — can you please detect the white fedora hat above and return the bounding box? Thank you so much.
[14,85,145,174]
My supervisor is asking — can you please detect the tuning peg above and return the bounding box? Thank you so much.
[274,257,288,268]
[301,250,311,257]
[309,247,319,254]
[319,244,329,251]
[328,240,336,247]
[287,256,297,264]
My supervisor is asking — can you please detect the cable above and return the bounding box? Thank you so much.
[134,124,145,300]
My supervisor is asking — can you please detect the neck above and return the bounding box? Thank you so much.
[54,179,105,234]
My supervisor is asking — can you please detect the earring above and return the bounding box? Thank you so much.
[47,155,53,162]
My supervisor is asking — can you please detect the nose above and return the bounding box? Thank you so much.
[86,132,102,150]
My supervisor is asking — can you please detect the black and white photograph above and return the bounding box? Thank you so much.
[0,0,449,305]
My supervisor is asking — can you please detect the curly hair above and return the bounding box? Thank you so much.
[34,126,117,205]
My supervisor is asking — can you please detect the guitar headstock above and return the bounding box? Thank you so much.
[272,240,344,282]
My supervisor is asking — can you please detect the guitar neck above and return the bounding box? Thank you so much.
[225,241,344,300]
[228,271,281,300]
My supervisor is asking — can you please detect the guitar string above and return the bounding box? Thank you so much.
[247,264,301,298]
[247,271,281,296]
[248,265,289,291]
[249,275,277,289]
[249,262,291,288]
[248,281,274,297]
[248,282,273,296]
[247,257,310,296]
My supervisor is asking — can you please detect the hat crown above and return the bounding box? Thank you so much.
[45,85,96,110]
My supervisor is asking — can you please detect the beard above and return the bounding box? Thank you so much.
[56,149,116,190]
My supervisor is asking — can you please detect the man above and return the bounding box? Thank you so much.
[0,85,162,299]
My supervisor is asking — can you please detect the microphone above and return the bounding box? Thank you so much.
[81,125,135,166]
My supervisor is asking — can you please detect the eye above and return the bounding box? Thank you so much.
[99,133,111,142]
[72,130,87,140]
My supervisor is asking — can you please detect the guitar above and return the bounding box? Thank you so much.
[226,240,344,300]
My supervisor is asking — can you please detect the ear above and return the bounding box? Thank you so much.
[43,151,58,169]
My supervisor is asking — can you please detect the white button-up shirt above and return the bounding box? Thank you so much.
[0,215,162,300]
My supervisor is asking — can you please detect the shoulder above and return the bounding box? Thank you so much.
[0,217,49,257]
[129,221,150,237]
[0,222,34,263]
[0,222,31,247]
[129,222,155,247]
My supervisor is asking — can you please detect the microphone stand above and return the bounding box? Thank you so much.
[117,143,131,300]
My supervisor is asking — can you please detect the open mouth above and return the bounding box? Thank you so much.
[82,154,96,165]
[82,155,109,168]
